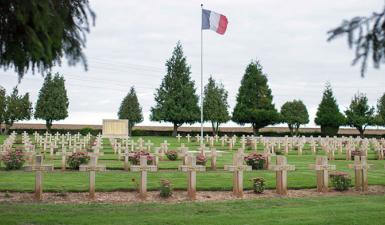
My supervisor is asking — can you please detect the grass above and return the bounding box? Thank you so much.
[1,195,385,224]
[0,135,384,192]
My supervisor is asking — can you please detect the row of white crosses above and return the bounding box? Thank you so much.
[179,133,359,157]
[22,153,375,201]
[34,131,93,156]
[0,132,17,169]
[0,131,17,153]
[21,132,37,164]
[57,134,102,171]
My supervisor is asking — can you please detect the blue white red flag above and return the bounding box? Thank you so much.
[202,9,228,35]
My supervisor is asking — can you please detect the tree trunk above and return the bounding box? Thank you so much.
[288,124,293,136]
[128,121,135,136]
[0,122,2,134]
[295,124,300,136]
[128,124,133,136]
[46,120,52,133]
[4,124,11,135]
[357,127,365,138]
[172,123,179,137]
[211,122,216,136]
[252,124,259,136]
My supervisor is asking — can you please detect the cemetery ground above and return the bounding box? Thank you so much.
[1,195,385,225]
[1,134,385,224]
[1,135,385,191]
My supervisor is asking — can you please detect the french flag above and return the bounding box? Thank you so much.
[202,9,228,35]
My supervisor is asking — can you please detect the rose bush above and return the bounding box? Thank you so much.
[244,153,265,170]
[128,151,154,165]
[1,148,25,170]
[67,152,90,170]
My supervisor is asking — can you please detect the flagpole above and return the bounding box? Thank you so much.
[200,3,204,145]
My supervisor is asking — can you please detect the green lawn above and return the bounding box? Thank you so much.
[1,135,384,192]
[1,195,385,225]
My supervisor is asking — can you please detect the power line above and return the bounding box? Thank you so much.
[0,72,156,93]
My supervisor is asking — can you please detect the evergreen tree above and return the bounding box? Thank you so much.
[0,0,95,80]
[345,92,375,138]
[118,86,143,136]
[151,42,200,136]
[376,93,385,126]
[35,72,69,132]
[3,87,32,134]
[328,4,385,77]
[203,76,230,135]
[315,83,345,136]
[0,86,5,134]
[232,61,279,135]
[280,100,309,136]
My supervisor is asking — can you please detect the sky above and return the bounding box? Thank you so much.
[1,0,385,128]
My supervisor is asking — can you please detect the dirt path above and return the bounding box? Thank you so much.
[1,185,384,204]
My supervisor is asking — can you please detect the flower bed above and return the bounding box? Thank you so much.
[165,150,178,161]
[160,179,172,198]
[244,153,266,170]
[1,148,25,170]
[196,153,207,166]
[68,152,90,170]
[128,151,154,165]
[252,177,265,194]
[330,171,351,191]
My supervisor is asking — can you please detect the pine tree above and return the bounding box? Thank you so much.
[280,100,309,136]
[3,87,32,134]
[314,83,345,136]
[0,86,5,134]
[328,4,385,77]
[151,42,200,136]
[35,72,69,132]
[232,61,279,135]
[203,76,230,135]
[0,1,95,80]
[118,86,143,136]
[376,93,385,126]
[345,92,375,138]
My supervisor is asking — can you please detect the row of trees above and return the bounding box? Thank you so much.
[117,42,385,137]
[0,73,69,134]
[1,42,382,137]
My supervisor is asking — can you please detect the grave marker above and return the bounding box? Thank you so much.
[24,155,54,200]
[348,156,372,191]
[268,156,295,195]
[224,152,251,197]
[79,156,106,199]
[308,156,336,192]
[178,154,205,200]
[130,155,157,199]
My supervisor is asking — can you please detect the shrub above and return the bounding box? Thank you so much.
[128,151,154,165]
[330,172,351,191]
[196,153,207,166]
[67,152,90,170]
[252,177,265,194]
[160,179,172,198]
[275,149,283,155]
[80,127,93,136]
[166,150,178,161]
[1,148,25,170]
[244,153,265,170]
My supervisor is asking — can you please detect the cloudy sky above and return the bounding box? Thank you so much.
[1,0,385,128]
